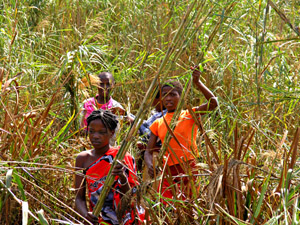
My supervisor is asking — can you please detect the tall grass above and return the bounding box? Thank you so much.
[0,0,299,224]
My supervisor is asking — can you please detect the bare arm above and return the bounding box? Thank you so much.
[75,155,98,224]
[125,114,135,124]
[144,132,158,178]
[111,162,131,194]
[191,66,218,116]
[110,107,135,124]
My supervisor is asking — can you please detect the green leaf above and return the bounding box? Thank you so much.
[13,172,26,200]
[264,213,283,225]
[251,172,271,223]
[216,204,250,225]
[51,111,75,145]
[37,209,49,225]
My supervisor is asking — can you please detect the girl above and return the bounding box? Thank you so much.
[144,66,218,200]
[75,109,142,224]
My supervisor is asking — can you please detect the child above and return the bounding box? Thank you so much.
[138,89,167,144]
[136,89,167,171]
[144,66,218,200]
[75,109,143,224]
[80,72,134,145]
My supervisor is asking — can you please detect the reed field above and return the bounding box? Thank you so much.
[0,0,300,224]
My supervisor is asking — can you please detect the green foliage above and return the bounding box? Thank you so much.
[0,0,299,224]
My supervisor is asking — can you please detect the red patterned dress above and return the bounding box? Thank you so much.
[85,147,144,224]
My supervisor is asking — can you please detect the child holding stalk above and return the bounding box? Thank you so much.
[144,66,218,200]
[75,109,143,224]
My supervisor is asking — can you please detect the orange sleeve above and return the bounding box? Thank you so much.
[149,119,159,136]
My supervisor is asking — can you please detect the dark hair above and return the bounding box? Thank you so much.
[155,90,160,99]
[154,85,162,99]
[98,72,115,83]
[87,109,118,131]
[162,80,183,96]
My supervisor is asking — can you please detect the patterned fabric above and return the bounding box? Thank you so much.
[82,96,124,128]
[85,147,144,224]
[138,109,167,144]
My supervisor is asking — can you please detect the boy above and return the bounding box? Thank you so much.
[81,72,134,128]
[80,72,134,145]
[144,66,218,200]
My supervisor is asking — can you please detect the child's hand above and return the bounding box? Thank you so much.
[112,162,127,183]
[191,65,201,83]
[126,114,135,124]
[110,107,125,115]
[146,162,160,178]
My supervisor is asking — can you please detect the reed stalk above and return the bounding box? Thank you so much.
[92,1,198,217]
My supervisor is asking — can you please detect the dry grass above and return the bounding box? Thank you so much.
[0,0,299,224]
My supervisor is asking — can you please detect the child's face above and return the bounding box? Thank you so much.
[98,74,114,98]
[88,119,114,150]
[161,86,180,112]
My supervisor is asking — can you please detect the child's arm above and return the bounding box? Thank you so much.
[191,66,218,116]
[144,132,159,178]
[112,162,131,194]
[110,106,135,124]
[126,114,135,124]
[75,155,98,224]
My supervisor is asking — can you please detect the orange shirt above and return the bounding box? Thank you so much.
[150,108,198,166]
[96,102,103,108]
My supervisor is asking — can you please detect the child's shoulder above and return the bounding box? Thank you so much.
[75,150,94,168]
[108,146,119,155]
[83,97,96,105]
[179,108,195,116]
[76,149,93,157]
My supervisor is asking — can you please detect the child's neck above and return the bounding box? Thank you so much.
[97,95,110,104]
[167,110,176,113]
[94,145,110,157]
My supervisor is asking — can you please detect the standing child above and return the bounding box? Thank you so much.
[144,66,218,200]
[136,89,167,171]
[138,89,167,145]
[75,109,143,224]
[80,72,134,145]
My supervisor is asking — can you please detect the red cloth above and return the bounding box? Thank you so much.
[159,160,198,203]
[85,147,144,224]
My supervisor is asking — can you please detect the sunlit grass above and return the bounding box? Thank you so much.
[0,0,299,224]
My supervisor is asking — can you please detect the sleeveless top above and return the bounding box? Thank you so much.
[85,147,144,224]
